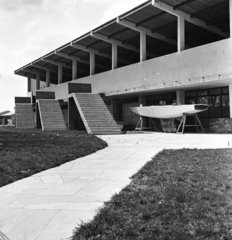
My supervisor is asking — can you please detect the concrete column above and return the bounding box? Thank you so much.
[72,59,78,80]
[36,74,40,90]
[46,70,50,87]
[229,85,232,118]
[176,90,185,104]
[27,77,31,92]
[178,16,185,51]
[230,0,232,37]
[140,32,146,62]
[90,52,95,75]
[58,65,62,84]
[112,43,118,69]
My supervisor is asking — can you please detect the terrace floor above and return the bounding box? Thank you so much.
[0,133,232,240]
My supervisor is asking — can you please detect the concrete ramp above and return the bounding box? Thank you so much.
[37,100,67,131]
[71,93,121,135]
[15,104,35,128]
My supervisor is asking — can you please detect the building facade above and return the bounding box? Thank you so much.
[15,0,232,133]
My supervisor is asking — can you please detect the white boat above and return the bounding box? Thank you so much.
[131,104,209,119]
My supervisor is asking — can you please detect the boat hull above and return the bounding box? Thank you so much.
[131,104,209,119]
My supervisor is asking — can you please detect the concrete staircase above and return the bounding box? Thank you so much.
[72,93,122,135]
[37,100,67,131]
[15,104,35,128]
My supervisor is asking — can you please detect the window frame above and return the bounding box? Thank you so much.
[185,87,229,118]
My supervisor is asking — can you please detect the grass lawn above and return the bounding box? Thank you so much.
[0,127,107,187]
[72,148,232,240]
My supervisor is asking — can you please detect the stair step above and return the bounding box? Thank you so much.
[72,93,121,135]
[38,100,67,131]
[15,104,35,129]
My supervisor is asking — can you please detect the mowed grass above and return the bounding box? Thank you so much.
[72,149,232,240]
[0,127,107,187]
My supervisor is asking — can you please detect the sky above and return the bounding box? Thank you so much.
[0,0,146,112]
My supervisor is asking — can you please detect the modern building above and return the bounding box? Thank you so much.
[14,0,232,133]
[0,111,15,126]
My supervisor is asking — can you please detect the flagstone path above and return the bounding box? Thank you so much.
[0,133,232,240]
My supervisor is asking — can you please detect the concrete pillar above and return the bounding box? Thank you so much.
[230,0,232,37]
[140,32,146,62]
[46,70,50,87]
[229,85,232,118]
[58,65,62,84]
[72,59,78,80]
[90,52,95,75]
[176,90,185,104]
[36,74,40,90]
[112,43,118,69]
[27,77,31,92]
[178,16,185,51]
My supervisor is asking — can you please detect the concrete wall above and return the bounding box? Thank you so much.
[30,79,47,93]
[37,83,69,100]
[38,39,232,99]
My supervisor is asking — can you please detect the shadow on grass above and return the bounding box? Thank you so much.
[71,149,232,240]
[0,127,107,187]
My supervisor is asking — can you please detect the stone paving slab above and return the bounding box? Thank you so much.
[0,133,232,240]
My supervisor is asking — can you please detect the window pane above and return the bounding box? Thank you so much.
[186,91,197,97]
[198,89,208,96]
[155,94,163,100]
[166,99,174,105]
[146,101,154,106]
[197,96,209,104]
[209,96,221,117]
[197,96,209,117]
[222,95,230,117]
[163,93,172,99]
[186,98,196,104]
[146,95,154,101]
[154,100,163,105]
[209,88,221,95]
[222,87,229,94]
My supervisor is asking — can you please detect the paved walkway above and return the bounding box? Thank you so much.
[0,133,232,240]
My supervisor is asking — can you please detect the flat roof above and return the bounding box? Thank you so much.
[15,0,230,84]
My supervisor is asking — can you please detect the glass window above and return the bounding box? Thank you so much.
[198,89,208,96]
[222,95,230,117]
[209,88,221,95]
[186,98,197,104]
[155,95,163,100]
[209,96,221,117]
[197,96,209,104]
[186,91,197,97]
[163,93,172,99]
[222,87,229,94]
[185,87,229,118]
[146,92,176,106]
[146,96,154,101]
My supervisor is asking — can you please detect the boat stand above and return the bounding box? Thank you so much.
[134,116,156,133]
[176,113,205,134]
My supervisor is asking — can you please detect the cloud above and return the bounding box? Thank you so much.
[0,0,44,12]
